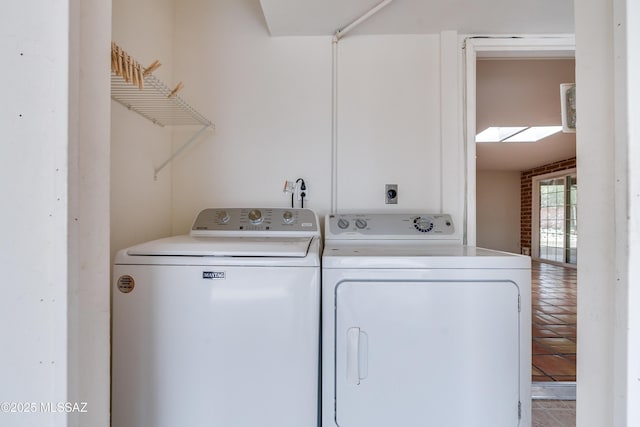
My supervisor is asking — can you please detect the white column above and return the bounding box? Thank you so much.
[0,2,70,426]
[575,0,617,425]
[67,0,112,426]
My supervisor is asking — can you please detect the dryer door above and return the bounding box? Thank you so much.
[335,280,521,427]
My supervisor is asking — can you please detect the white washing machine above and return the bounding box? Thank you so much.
[321,213,531,427]
[112,208,321,427]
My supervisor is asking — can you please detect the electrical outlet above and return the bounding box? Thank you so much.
[385,184,398,204]
[296,180,309,201]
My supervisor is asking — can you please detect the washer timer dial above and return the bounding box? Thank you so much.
[247,209,263,225]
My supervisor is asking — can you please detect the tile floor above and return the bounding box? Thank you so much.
[531,261,577,382]
[530,261,576,426]
[533,400,576,427]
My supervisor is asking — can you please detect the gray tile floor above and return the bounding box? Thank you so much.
[532,400,576,427]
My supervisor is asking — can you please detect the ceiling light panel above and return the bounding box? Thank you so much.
[476,127,527,142]
[476,126,563,143]
[503,126,562,142]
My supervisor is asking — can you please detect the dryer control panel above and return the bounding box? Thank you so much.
[191,208,319,236]
[326,213,458,241]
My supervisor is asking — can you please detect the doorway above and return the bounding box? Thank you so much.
[464,36,577,401]
[533,171,578,265]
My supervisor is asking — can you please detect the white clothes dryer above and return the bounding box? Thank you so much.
[321,213,531,427]
[112,208,321,427]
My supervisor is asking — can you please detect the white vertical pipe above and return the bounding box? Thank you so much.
[463,38,478,246]
[439,34,445,214]
[439,31,461,225]
[331,36,339,213]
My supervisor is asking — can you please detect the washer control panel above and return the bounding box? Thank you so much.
[326,213,457,240]
[191,208,319,235]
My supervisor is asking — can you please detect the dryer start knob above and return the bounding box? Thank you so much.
[337,218,350,229]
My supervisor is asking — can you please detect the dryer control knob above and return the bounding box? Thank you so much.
[215,210,230,224]
[337,218,350,229]
[282,211,295,224]
[355,218,368,229]
[248,209,263,224]
[413,216,434,233]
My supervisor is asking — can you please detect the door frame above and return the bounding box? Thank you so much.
[462,35,576,246]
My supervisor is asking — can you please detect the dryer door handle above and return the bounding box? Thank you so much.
[346,327,368,385]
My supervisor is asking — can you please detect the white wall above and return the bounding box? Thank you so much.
[169,1,463,234]
[111,0,176,256]
[170,0,332,232]
[337,35,442,212]
[476,171,521,253]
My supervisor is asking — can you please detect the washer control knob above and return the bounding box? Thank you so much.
[282,210,294,224]
[215,210,230,224]
[355,218,368,229]
[247,209,263,224]
[337,218,350,229]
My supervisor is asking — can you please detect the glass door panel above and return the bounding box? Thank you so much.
[538,174,577,265]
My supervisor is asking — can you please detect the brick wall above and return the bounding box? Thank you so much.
[520,157,576,254]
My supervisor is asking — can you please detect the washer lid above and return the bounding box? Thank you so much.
[126,235,315,258]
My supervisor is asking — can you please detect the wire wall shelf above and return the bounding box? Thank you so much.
[111,72,214,179]
[111,72,213,128]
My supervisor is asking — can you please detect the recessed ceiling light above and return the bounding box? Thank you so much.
[476,126,563,143]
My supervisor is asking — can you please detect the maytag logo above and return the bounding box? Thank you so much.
[203,271,225,279]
